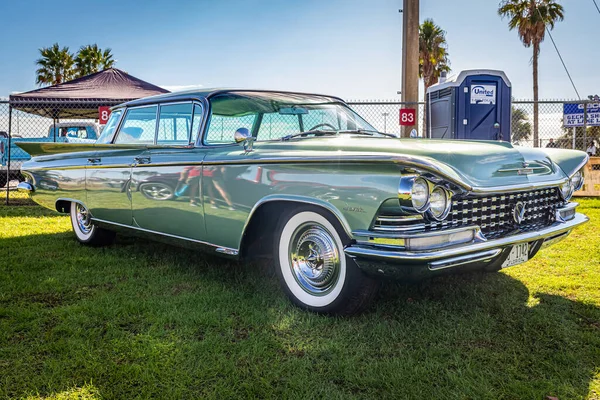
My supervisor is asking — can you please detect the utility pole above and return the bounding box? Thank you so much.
[400,0,419,138]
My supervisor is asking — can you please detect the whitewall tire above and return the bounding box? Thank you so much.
[274,208,380,315]
[69,202,115,246]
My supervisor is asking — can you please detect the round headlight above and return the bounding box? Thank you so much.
[411,178,430,211]
[571,170,584,192]
[559,181,574,201]
[429,186,450,220]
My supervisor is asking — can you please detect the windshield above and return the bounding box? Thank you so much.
[204,92,379,145]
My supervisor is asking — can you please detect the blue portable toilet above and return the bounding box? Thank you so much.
[426,69,512,141]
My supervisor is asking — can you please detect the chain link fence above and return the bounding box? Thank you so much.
[347,99,599,152]
[2,98,598,204]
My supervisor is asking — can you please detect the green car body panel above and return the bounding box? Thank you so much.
[17,89,589,281]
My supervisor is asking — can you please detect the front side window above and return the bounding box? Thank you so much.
[115,106,157,144]
[205,114,257,145]
[96,110,123,144]
[203,92,378,144]
[157,103,193,145]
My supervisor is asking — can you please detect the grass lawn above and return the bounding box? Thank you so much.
[1,192,599,399]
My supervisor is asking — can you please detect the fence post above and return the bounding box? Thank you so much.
[583,101,588,152]
[5,105,12,205]
[572,127,576,149]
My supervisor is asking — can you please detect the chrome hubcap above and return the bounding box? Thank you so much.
[141,184,173,200]
[289,223,341,295]
[76,203,93,234]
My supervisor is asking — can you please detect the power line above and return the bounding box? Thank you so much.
[536,6,581,100]
[593,0,600,16]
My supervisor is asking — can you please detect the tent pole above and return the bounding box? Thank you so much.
[5,106,12,205]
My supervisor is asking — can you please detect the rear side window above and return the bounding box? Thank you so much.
[115,106,157,144]
[157,103,193,145]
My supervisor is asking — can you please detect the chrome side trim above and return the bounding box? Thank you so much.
[345,213,588,263]
[90,218,239,256]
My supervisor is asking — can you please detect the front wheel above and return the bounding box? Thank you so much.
[274,208,380,315]
[70,202,115,246]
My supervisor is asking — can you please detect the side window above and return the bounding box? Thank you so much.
[257,113,301,140]
[204,114,257,145]
[157,103,193,145]
[96,110,122,144]
[115,106,157,144]
[190,104,203,144]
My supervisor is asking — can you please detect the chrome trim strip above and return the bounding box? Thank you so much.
[428,249,502,270]
[354,225,480,241]
[497,167,549,173]
[345,213,588,263]
[90,218,239,256]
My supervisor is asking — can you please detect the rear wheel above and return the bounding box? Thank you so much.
[70,202,115,246]
[274,207,380,315]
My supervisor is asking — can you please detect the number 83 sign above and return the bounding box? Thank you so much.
[399,108,416,126]
[98,106,112,124]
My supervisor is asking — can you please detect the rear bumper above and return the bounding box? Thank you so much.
[345,212,588,278]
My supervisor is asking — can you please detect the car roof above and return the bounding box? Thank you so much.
[120,88,346,108]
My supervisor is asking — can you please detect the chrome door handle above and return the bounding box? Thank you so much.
[88,158,101,164]
[134,156,151,165]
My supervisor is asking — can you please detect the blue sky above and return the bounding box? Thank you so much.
[0,0,596,101]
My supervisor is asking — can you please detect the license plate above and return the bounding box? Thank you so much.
[501,243,529,268]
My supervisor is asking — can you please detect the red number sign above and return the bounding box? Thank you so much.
[399,108,416,126]
[98,106,111,124]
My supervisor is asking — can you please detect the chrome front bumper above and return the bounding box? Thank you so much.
[345,211,588,276]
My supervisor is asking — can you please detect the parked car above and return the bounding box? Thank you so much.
[0,122,99,187]
[17,90,589,315]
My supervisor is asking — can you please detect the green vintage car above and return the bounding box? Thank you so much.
[17,89,589,315]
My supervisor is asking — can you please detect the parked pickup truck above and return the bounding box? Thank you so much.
[0,122,100,187]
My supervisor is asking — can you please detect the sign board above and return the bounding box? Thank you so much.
[563,103,600,127]
[399,108,416,126]
[98,106,111,124]
[470,84,496,105]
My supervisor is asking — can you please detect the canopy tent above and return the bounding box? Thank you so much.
[9,68,169,119]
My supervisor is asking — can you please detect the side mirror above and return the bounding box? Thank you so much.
[234,128,255,152]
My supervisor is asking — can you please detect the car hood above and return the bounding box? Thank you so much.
[239,137,588,191]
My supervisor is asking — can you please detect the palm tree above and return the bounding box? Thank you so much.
[35,43,75,86]
[498,0,564,147]
[511,106,532,143]
[419,19,450,134]
[419,19,450,95]
[74,44,115,77]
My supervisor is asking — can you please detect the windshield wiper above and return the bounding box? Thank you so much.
[281,128,397,141]
[281,130,337,141]
[337,129,397,138]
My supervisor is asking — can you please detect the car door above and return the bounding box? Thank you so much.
[130,102,208,241]
[86,106,156,226]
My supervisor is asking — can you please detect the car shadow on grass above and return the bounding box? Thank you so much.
[1,232,599,399]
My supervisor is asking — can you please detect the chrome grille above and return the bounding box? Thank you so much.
[374,187,566,239]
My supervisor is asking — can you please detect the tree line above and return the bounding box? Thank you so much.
[35,43,115,86]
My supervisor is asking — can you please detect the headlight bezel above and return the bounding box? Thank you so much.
[559,180,574,201]
[570,169,584,192]
[427,185,452,221]
[411,177,431,212]
[398,174,453,219]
